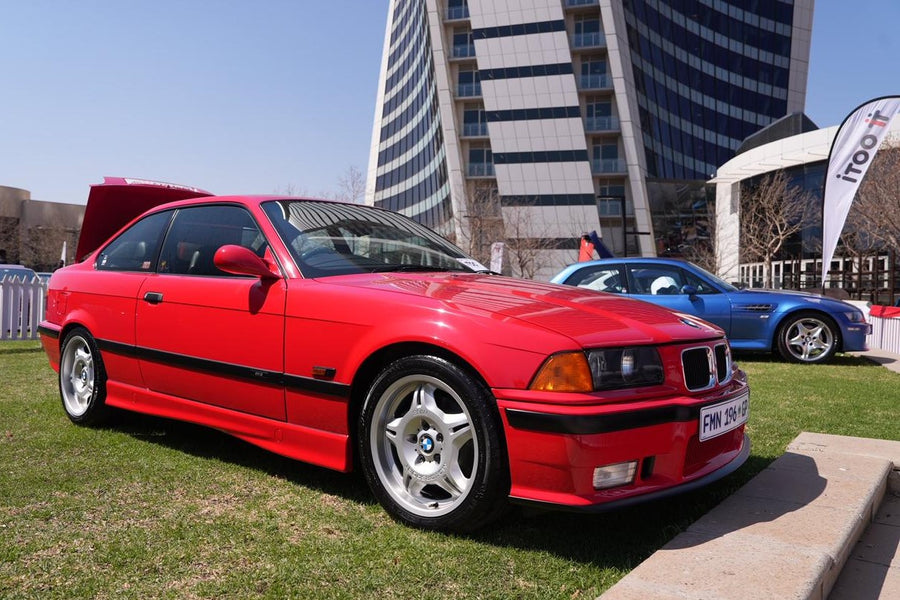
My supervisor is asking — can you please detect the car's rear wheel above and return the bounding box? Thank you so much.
[359,355,508,531]
[59,327,109,425]
[776,312,839,363]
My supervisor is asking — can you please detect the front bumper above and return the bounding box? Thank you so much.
[495,379,750,509]
[842,322,871,352]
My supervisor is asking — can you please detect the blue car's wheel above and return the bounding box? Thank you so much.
[776,312,839,363]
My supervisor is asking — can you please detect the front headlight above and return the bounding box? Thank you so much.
[530,347,665,393]
[843,310,866,323]
[586,347,664,390]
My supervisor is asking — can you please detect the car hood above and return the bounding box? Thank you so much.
[328,272,724,347]
[75,177,212,262]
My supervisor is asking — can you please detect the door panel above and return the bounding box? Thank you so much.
[134,204,287,421]
[625,264,732,334]
[136,274,287,420]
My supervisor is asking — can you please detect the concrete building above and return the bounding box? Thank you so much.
[712,115,900,303]
[366,0,814,278]
[0,185,85,271]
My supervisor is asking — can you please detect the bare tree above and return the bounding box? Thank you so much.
[452,185,560,279]
[503,205,558,280]
[454,184,504,269]
[678,200,717,274]
[852,145,900,253]
[20,226,74,271]
[740,171,812,288]
[335,165,367,204]
[0,217,19,264]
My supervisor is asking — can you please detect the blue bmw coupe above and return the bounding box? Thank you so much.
[551,257,870,364]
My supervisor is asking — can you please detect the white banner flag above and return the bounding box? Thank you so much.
[490,242,504,273]
[822,97,900,282]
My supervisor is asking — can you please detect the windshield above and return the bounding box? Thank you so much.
[689,262,739,292]
[262,200,486,278]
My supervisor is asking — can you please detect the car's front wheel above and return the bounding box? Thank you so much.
[776,312,839,363]
[359,355,508,531]
[59,327,109,425]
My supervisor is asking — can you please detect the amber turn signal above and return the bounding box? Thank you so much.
[529,352,593,392]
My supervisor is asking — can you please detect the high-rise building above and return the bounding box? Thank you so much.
[366,0,813,277]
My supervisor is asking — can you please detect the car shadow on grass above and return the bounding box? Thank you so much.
[100,409,374,506]
[99,408,775,570]
[472,454,775,568]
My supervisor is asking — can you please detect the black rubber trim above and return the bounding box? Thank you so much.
[95,338,350,399]
[510,435,751,514]
[38,325,60,339]
[506,403,704,435]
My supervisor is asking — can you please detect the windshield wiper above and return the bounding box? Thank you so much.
[369,264,463,273]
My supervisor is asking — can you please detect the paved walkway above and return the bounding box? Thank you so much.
[598,350,900,600]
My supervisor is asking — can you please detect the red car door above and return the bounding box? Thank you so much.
[134,205,287,421]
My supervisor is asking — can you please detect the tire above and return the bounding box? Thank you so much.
[59,327,109,425]
[776,311,839,364]
[359,355,508,532]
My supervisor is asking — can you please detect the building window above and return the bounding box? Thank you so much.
[452,27,475,58]
[468,145,494,177]
[462,104,487,137]
[457,66,481,97]
[592,144,624,174]
[447,0,469,21]
[573,15,603,48]
[580,57,608,89]
[585,98,615,131]
[597,184,626,216]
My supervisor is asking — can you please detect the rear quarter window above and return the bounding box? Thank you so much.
[97,211,172,272]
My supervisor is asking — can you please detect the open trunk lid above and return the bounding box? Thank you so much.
[75,176,212,261]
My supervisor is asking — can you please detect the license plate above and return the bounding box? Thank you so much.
[699,392,749,442]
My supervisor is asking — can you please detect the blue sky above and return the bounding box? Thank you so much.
[1,1,898,205]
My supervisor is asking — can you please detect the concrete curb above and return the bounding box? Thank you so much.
[598,432,900,600]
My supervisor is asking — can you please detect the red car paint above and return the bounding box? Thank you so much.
[40,179,749,520]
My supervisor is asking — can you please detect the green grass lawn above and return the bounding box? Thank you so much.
[1,341,898,599]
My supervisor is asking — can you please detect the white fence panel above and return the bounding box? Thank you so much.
[0,276,48,341]
[868,313,900,355]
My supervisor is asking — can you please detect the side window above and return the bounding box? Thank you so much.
[96,211,172,272]
[628,266,685,295]
[564,265,626,293]
[158,205,265,277]
[683,269,718,294]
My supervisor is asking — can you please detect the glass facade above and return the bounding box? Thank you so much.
[622,0,794,181]
[373,0,452,229]
[369,0,809,271]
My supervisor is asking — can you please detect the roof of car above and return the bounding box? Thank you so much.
[569,257,693,267]
[76,177,388,262]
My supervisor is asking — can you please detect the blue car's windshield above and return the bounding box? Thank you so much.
[691,263,739,292]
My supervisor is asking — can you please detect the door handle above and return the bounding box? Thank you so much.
[143,292,164,304]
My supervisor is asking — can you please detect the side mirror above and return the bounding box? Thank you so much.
[681,284,698,299]
[214,245,279,280]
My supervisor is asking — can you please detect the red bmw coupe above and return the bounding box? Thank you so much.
[39,177,750,531]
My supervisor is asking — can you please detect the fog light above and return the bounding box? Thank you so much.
[593,461,638,490]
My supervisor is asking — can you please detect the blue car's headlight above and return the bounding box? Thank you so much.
[843,310,866,323]
[586,347,664,390]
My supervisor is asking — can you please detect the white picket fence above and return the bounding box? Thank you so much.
[0,276,48,341]
[868,310,900,356]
